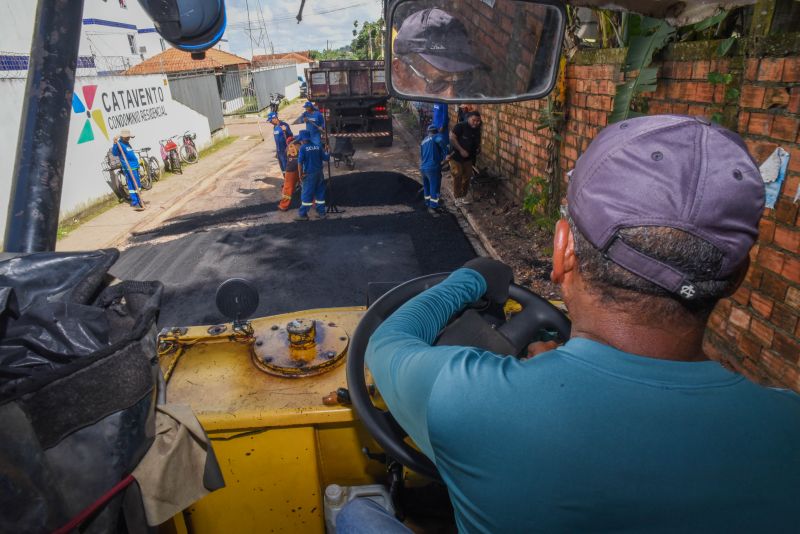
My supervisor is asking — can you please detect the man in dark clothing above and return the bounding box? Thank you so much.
[449,112,481,205]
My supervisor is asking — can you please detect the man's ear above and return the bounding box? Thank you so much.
[551,219,572,284]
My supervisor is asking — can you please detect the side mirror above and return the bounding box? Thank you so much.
[386,0,566,103]
[138,0,227,53]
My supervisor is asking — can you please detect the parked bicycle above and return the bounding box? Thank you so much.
[137,147,161,183]
[160,136,182,174]
[179,131,199,164]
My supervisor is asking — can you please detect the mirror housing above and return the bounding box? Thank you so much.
[386,0,566,103]
[138,0,227,53]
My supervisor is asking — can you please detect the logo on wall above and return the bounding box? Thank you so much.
[72,85,109,144]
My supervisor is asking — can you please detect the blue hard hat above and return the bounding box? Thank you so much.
[298,130,311,141]
[303,101,314,109]
[267,112,278,120]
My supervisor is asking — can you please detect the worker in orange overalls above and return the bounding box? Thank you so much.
[279,135,301,211]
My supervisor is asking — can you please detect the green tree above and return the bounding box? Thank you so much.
[350,18,385,60]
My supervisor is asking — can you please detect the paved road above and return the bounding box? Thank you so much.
[108,110,478,327]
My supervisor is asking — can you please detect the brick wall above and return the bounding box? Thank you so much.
[466,49,800,391]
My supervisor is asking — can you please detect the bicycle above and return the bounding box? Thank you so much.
[179,131,198,164]
[160,136,182,174]
[136,148,160,187]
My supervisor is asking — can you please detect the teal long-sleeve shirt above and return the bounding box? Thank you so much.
[365,268,800,533]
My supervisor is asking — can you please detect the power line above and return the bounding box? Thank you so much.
[226,1,370,27]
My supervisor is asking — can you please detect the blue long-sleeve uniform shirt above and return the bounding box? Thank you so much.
[432,103,448,132]
[298,142,329,175]
[111,140,139,170]
[272,121,293,153]
[420,133,447,171]
[301,110,325,139]
[365,268,800,533]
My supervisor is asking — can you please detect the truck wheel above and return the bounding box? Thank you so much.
[374,135,393,148]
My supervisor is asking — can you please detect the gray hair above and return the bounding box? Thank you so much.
[566,212,738,318]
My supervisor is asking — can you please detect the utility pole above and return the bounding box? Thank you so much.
[245,0,255,60]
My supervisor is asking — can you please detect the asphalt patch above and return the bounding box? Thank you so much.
[129,172,422,243]
[112,172,475,327]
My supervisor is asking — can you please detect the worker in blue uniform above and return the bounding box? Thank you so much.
[337,115,800,533]
[431,102,449,153]
[267,111,293,175]
[299,101,325,146]
[420,124,447,215]
[111,128,145,211]
[295,130,329,221]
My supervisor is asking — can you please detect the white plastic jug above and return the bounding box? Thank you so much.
[323,483,394,533]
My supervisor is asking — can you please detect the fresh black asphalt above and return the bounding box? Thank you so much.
[111,172,477,327]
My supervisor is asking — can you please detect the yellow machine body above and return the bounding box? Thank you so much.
[159,307,384,534]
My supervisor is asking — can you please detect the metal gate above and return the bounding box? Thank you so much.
[253,65,297,110]
[168,73,225,132]
[218,69,258,115]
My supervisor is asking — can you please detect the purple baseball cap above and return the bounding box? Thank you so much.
[393,8,484,73]
[567,115,764,300]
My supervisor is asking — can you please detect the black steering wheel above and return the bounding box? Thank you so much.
[347,273,571,479]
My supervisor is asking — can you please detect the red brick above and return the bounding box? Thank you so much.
[772,115,800,142]
[674,62,693,79]
[747,266,764,289]
[774,225,800,253]
[733,286,751,305]
[745,139,780,163]
[760,349,786,378]
[747,112,773,136]
[739,85,766,108]
[737,111,750,133]
[758,58,785,82]
[759,219,776,243]
[693,60,711,80]
[739,332,765,359]
[781,256,800,285]
[761,272,790,301]
[750,291,775,318]
[694,82,715,103]
[745,58,759,81]
[783,175,800,202]
[757,246,786,274]
[787,286,800,311]
[772,301,800,334]
[789,88,800,114]
[772,330,800,363]
[750,317,775,345]
[765,87,791,109]
[775,198,799,225]
[729,306,752,330]
[784,57,800,83]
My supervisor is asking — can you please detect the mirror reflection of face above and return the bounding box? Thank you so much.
[392,55,468,98]
[389,0,565,101]
[467,115,481,128]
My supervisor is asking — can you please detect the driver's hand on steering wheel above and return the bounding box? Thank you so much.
[463,257,513,304]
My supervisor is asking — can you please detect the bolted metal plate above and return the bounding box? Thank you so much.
[215,278,260,321]
[252,319,349,378]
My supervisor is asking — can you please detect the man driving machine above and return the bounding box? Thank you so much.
[339,115,800,532]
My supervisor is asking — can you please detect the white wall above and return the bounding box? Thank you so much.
[0,73,212,246]
[0,0,229,72]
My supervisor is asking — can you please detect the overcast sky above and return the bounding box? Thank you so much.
[223,0,384,58]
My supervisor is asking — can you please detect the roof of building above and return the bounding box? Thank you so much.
[125,48,250,75]
[252,51,313,65]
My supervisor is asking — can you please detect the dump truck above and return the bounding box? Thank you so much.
[306,59,393,147]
